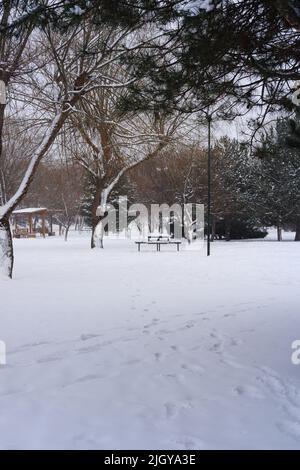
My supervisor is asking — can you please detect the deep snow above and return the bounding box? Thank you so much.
[1,233,300,449]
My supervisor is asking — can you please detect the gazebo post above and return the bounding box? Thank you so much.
[28,214,32,235]
[42,212,46,238]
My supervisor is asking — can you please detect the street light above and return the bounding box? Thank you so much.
[207,114,212,256]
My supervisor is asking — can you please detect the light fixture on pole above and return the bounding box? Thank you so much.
[207,114,212,256]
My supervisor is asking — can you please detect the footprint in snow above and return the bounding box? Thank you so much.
[233,385,265,399]
[178,321,195,331]
[185,321,195,329]
[157,329,172,335]
[37,355,62,364]
[171,436,204,450]
[76,340,113,354]
[164,402,177,419]
[220,355,245,369]
[63,374,104,388]
[230,338,242,347]
[11,341,52,354]
[256,366,300,440]
[181,363,204,374]
[209,342,223,353]
[80,333,102,341]
[154,352,162,361]
[73,374,103,384]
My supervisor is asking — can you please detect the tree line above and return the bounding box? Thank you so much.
[14,116,300,243]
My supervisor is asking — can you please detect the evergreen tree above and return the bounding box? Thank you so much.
[211,137,266,241]
[242,120,300,241]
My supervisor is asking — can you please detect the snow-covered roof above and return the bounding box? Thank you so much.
[12,207,47,215]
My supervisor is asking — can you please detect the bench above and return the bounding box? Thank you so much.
[135,235,181,252]
[13,228,36,239]
[13,228,55,238]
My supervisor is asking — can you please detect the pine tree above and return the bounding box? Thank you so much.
[242,119,300,241]
[211,137,266,240]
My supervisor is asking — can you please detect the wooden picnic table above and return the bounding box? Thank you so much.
[135,235,181,252]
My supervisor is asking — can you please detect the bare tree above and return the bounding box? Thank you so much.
[65,74,190,248]
[0,6,159,277]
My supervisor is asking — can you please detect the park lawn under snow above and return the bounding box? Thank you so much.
[0,233,300,450]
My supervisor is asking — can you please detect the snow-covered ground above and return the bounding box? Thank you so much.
[1,233,300,449]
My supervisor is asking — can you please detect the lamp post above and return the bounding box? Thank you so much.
[207,114,212,256]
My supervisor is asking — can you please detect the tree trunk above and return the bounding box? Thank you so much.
[91,217,106,248]
[99,223,104,248]
[225,217,231,241]
[277,223,283,241]
[91,183,111,249]
[91,223,98,249]
[0,216,14,279]
[64,224,70,242]
[91,187,102,249]
[295,220,300,241]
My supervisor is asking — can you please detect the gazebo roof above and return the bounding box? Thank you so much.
[12,207,48,215]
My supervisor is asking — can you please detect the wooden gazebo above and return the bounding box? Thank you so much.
[12,208,56,238]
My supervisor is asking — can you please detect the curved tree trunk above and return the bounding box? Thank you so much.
[0,216,14,279]
[91,217,106,248]
[91,222,99,249]
[91,186,111,249]
[90,183,102,249]
[98,218,105,248]
[64,223,70,242]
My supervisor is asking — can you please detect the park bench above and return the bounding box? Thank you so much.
[13,228,36,239]
[135,235,181,252]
